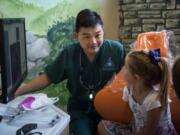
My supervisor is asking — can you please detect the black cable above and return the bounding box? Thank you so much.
[16,123,37,135]
[0,115,2,122]
[27,132,42,135]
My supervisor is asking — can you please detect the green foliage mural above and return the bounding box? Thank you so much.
[47,16,76,60]
[43,17,76,106]
[0,0,100,35]
[0,0,101,106]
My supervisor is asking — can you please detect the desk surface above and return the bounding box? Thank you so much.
[0,101,70,135]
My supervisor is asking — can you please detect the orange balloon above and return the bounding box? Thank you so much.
[94,68,133,124]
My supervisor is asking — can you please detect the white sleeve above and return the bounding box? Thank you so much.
[122,86,129,102]
[144,93,162,111]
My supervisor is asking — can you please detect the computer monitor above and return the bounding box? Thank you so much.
[0,18,27,103]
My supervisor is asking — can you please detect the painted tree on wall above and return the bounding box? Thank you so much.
[43,17,76,105]
[0,0,100,35]
[47,16,76,60]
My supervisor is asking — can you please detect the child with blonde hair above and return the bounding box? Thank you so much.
[98,49,177,135]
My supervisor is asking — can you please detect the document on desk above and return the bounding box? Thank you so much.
[0,94,70,135]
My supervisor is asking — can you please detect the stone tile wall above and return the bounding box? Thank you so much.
[119,0,180,50]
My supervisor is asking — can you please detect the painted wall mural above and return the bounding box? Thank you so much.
[0,0,100,35]
[0,0,101,105]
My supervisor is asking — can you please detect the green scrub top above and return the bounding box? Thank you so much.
[45,39,126,118]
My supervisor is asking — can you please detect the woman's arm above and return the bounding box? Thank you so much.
[15,73,51,97]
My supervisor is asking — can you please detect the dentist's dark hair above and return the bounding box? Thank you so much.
[75,9,103,32]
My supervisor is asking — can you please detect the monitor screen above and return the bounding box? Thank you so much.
[0,18,27,103]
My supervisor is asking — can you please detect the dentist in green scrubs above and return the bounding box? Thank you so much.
[15,9,126,135]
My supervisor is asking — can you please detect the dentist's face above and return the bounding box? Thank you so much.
[76,24,104,56]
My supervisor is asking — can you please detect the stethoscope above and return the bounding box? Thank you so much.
[79,49,102,100]
[16,123,42,135]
